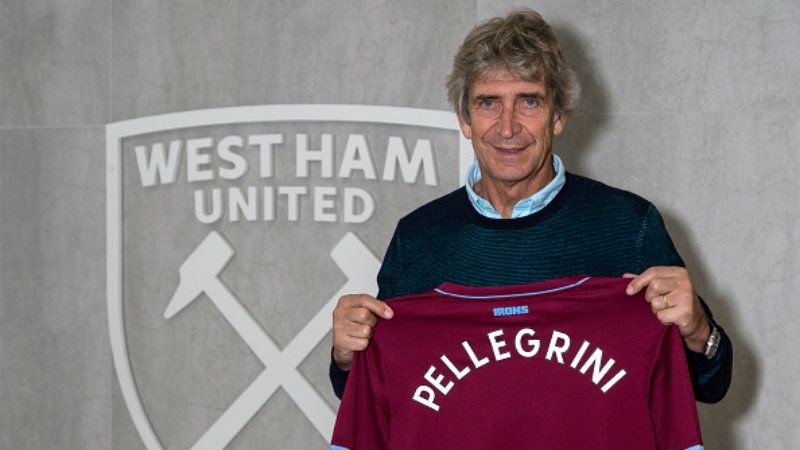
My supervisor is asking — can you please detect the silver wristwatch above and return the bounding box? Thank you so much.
[703,324,721,359]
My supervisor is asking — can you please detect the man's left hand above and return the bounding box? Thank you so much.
[624,267,710,354]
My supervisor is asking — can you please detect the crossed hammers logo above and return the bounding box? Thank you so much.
[164,231,379,449]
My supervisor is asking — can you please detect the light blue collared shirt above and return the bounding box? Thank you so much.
[465,154,566,219]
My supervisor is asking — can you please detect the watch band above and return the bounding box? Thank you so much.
[703,324,721,359]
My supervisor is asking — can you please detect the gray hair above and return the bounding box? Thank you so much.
[446,9,580,123]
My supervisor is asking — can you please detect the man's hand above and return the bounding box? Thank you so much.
[624,267,710,353]
[332,294,394,371]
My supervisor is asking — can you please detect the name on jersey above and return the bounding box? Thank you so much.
[492,305,528,317]
[412,327,628,412]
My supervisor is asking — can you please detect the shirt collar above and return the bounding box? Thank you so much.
[465,154,566,219]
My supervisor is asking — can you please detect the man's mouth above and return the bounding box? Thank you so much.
[494,146,525,154]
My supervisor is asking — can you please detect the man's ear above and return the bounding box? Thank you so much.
[553,111,566,136]
[457,114,473,140]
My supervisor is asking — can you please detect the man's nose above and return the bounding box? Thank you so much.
[498,106,519,138]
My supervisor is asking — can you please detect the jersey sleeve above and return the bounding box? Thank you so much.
[649,324,704,450]
[330,339,390,450]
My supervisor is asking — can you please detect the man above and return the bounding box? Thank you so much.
[330,8,731,404]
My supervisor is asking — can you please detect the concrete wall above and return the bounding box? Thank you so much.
[1,0,798,448]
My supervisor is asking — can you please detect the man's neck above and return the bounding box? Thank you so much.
[473,164,556,219]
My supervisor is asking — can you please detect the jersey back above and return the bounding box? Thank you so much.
[331,275,703,450]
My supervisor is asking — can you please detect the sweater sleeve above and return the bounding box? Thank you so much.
[330,349,350,400]
[376,226,403,301]
[684,298,733,403]
[636,204,684,269]
[330,226,404,399]
[639,204,733,403]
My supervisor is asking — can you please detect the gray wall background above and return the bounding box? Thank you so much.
[1,0,798,448]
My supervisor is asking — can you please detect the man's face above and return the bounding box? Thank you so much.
[458,71,565,191]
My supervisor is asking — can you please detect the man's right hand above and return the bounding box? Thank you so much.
[332,294,394,371]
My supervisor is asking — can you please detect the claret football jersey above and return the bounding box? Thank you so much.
[331,275,704,450]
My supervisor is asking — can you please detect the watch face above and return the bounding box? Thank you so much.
[705,328,720,359]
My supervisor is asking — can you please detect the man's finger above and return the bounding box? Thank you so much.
[649,294,666,311]
[643,278,677,302]
[625,266,668,295]
[346,324,374,340]
[654,308,680,326]
[351,295,394,319]
[332,335,370,370]
[343,335,370,352]
[622,273,638,279]
[333,334,371,356]
[347,308,379,327]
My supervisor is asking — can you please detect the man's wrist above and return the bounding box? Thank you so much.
[684,319,712,354]
[332,348,353,372]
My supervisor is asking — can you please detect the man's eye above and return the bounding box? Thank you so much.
[480,99,495,108]
[522,97,538,107]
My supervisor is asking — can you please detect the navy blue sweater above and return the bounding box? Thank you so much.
[331,172,732,403]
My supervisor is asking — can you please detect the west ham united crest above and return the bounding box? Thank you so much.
[107,104,471,449]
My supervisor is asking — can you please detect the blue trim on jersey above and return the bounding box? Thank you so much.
[434,276,592,299]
